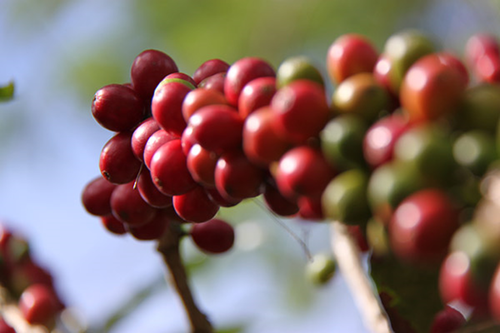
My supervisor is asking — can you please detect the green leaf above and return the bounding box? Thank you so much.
[0,81,14,101]
[369,254,443,333]
[215,325,246,333]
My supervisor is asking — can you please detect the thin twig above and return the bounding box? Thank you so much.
[156,223,213,333]
[331,221,393,333]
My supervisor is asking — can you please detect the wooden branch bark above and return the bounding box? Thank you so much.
[156,223,213,333]
[331,221,393,333]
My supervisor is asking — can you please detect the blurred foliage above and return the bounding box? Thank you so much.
[0,82,14,102]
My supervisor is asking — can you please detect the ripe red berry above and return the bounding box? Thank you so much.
[193,59,230,85]
[173,186,220,223]
[152,81,193,137]
[390,189,459,265]
[99,132,142,184]
[143,129,177,169]
[326,33,378,84]
[131,117,161,162]
[81,176,117,216]
[224,57,275,106]
[130,49,178,100]
[91,84,146,132]
[198,72,226,94]
[100,215,127,235]
[137,168,173,208]
[127,209,169,241]
[238,76,277,119]
[465,33,500,68]
[262,180,299,217]
[181,88,227,122]
[271,80,330,144]
[186,144,218,188]
[190,219,235,254]
[19,284,60,327]
[150,139,197,196]
[430,306,466,333]
[110,181,157,226]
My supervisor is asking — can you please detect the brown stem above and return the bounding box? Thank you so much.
[331,221,393,333]
[156,223,213,333]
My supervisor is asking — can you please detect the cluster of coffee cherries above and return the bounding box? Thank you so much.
[0,223,65,331]
[82,28,500,330]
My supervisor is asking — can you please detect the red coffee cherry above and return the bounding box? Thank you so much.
[152,81,193,137]
[198,72,226,94]
[131,117,161,162]
[19,284,61,327]
[238,76,277,119]
[100,215,127,235]
[137,168,173,209]
[262,180,299,217]
[143,129,177,169]
[110,181,157,226]
[99,132,142,184]
[186,144,218,188]
[190,218,235,254]
[430,306,466,333]
[193,59,230,85]
[182,88,227,122]
[224,57,275,106]
[81,176,117,216]
[127,209,169,241]
[0,317,15,333]
[173,186,220,223]
[91,84,146,132]
[130,49,178,100]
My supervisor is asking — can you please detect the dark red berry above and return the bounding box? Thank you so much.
[110,181,157,226]
[131,117,161,162]
[127,209,169,241]
[99,132,142,184]
[137,168,173,208]
[190,219,235,254]
[430,306,466,333]
[100,215,127,235]
[143,129,177,169]
[193,59,230,85]
[152,81,193,137]
[19,284,60,327]
[173,186,220,223]
[238,76,277,119]
[81,176,117,216]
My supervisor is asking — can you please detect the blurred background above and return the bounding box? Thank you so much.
[1,0,500,332]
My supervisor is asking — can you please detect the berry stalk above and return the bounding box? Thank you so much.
[156,222,213,333]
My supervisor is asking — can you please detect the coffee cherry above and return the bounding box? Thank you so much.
[131,117,161,161]
[150,139,197,196]
[130,49,178,100]
[0,317,15,333]
[363,113,409,168]
[322,169,371,225]
[182,88,227,122]
[143,129,178,169]
[100,215,127,235]
[297,196,324,221]
[127,209,169,241]
[390,188,459,265]
[152,80,193,137]
[192,59,230,85]
[186,144,218,188]
[214,151,266,200]
[99,132,142,184]
[400,53,466,123]
[91,84,146,132]
[180,125,197,156]
[137,168,173,208]
[305,253,336,286]
[429,306,466,333]
[19,284,60,327]
[275,146,335,200]
[161,72,197,89]
[110,181,157,226]
[188,104,244,154]
[457,83,500,133]
[332,72,390,123]
[326,33,378,84]
[320,114,368,171]
[242,107,291,167]
[271,79,330,144]
[190,218,235,254]
[276,56,324,88]
[465,33,500,69]
[173,186,220,223]
[224,57,275,106]
[238,77,277,119]
[198,72,226,94]
[205,187,241,208]
[81,176,117,216]
[262,180,299,217]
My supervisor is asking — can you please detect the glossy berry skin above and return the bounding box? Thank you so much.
[390,188,459,265]
[152,81,193,137]
[242,107,291,167]
[297,196,324,221]
[81,176,116,216]
[181,88,227,122]
[162,72,196,88]
[143,129,177,169]
[173,186,220,223]
[110,181,157,226]
[130,49,178,100]
[224,57,275,106]
[100,215,127,235]
[91,84,146,132]
[326,33,378,84]
[238,76,277,119]
[198,72,226,94]
[214,151,266,200]
[439,251,489,311]
[186,144,218,188]
[150,139,197,196]
[262,180,299,217]
[271,80,330,144]
[137,168,173,208]
[205,187,241,208]
[19,284,60,327]
[363,113,409,168]
[131,117,161,161]
[275,146,335,200]
[99,132,142,184]
[188,104,244,154]
[192,58,230,85]
[429,306,466,333]
[127,209,169,241]
[465,33,500,69]
[474,53,500,83]
[400,54,466,123]
[190,218,235,254]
